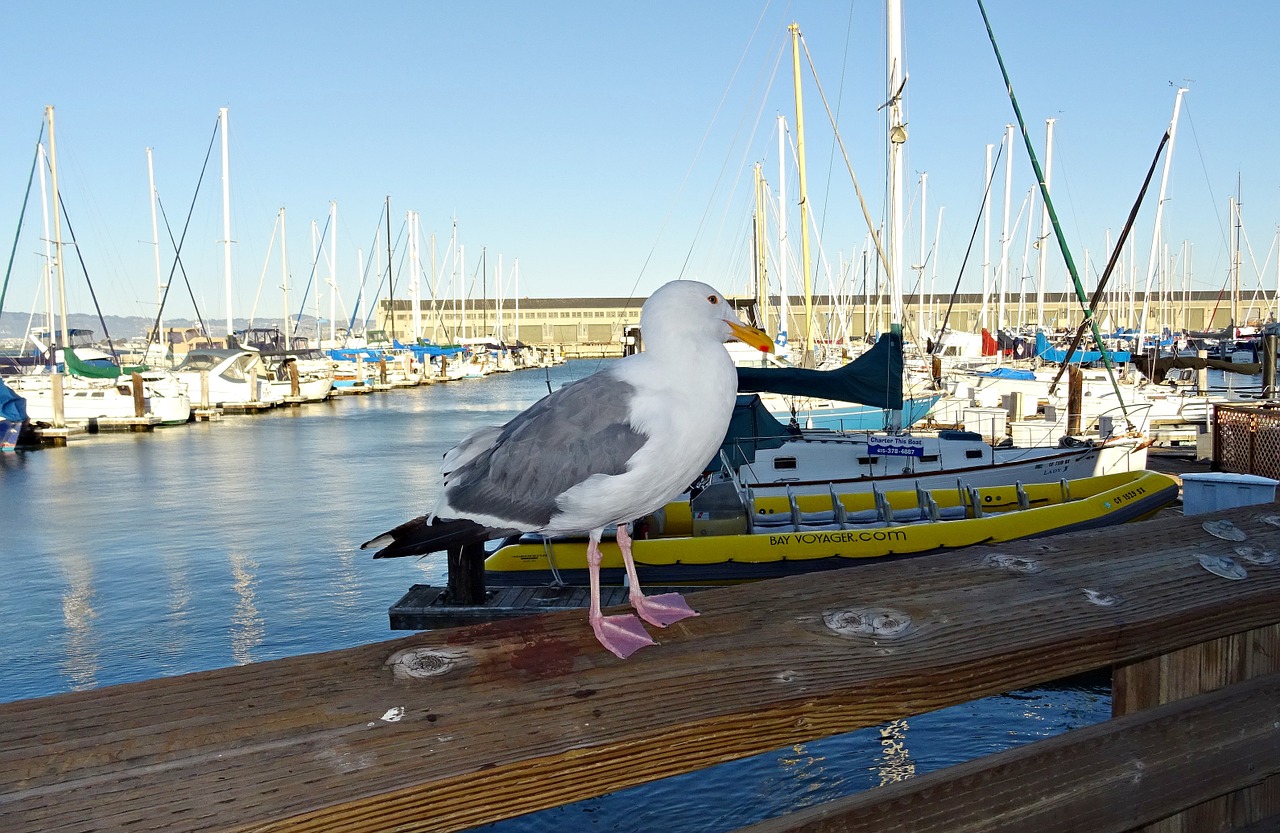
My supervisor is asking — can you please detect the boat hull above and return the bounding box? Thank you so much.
[485,470,1179,585]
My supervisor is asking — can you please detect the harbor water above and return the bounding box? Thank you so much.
[1,359,1111,831]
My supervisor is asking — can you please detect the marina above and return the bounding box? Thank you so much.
[5,1,1280,829]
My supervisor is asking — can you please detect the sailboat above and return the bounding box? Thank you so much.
[748,13,942,433]
[8,107,192,426]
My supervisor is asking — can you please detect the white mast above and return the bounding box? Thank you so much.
[997,123,1015,332]
[777,114,790,347]
[309,219,319,342]
[1035,118,1055,329]
[36,142,55,359]
[46,106,70,352]
[219,107,233,339]
[1138,86,1187,337]
[409,210,422,342]
[980,143,994,333]
[355,246,364,342]
[496,253,505,341]
[886,0,907,328]
[146,147,165,358]
[916,172,927,341]
[459,242,467,339]
[328,200,338,346]
[280,207,290,343]
[513,258,520,345]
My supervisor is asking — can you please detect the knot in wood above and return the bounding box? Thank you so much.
[982,552,1042,574]
[823,607,912,640]
[1082,588,1121,607]
[385,646,468,680]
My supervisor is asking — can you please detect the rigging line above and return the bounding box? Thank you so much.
[799,34,893,283]
[1045,130,1170,396]
[146,116,221,352]
[292,213,331,326]
[643,1,774,318]
[976,0,1131,425]
[53,190,119,362]
[931,140,1005,350]
[156,195,212,343]
[815,1,858,252]
[1,126,45,320]
[676,28,785,286]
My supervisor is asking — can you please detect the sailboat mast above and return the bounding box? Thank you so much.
[777,115,789,349]
[329,200,338,346]
[997,123,1014,332]
[980,143,993,332]
[219,107,233,339]
[1138,87,1186,336]
[46,106,70,352]
[280,208,290,343]
[753,162,770,336]
[886,0,907,329]
[146,147,165,357]
[789,23,815,366]
[917,172,927,340]
[1035,118,1055,329]
[386,195,396,341]
[36,143,56,365]
[409,211,422,343]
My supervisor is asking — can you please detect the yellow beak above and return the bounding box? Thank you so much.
[726,319,775,353]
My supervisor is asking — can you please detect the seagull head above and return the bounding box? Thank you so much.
[640,280,773,353]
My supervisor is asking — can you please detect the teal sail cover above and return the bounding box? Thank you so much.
[735,330,905,411]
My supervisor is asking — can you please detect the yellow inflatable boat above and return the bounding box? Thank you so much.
[484,469,1179,585]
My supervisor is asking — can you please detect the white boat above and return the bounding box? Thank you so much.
[714,394,1147,499]
[172,348,281,408]
[10,372,191,425]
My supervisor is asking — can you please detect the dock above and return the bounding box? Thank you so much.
[389,583,718,629]
[2,503,1277,832]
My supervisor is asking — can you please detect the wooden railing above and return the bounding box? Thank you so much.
[2,505,1277,833]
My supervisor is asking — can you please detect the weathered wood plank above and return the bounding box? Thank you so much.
[733,671,1280,833]
[2,507,1278,833]
[1114,623,1280,832]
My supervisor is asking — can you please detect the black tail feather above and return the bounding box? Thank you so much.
[362,516,512,559]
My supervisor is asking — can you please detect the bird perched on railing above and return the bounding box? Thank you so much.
[363,279,773,658]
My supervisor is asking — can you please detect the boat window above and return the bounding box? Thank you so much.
[965,449,985,459]
[773,457,798,470]
[921,454,939,462]
[857,456,880,465]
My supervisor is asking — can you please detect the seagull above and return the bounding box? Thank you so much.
[363,280,773,658]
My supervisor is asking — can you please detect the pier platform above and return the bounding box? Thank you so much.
[2,504,1276,833]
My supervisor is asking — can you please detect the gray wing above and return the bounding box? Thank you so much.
[443,374,648,527]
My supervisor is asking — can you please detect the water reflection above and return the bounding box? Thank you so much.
[877,718,916,785]
[58,552,99,691]
[229,550,263,665]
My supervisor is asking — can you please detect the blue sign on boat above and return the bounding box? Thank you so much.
[869,436,927,457]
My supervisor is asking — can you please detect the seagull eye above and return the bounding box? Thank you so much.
[707,295,719,304]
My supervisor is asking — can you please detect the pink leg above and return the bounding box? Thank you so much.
[617,524,698,628]
[587,531,654,659]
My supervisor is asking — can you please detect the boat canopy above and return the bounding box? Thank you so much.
[708,394,799,471]
[979,367,1036,381]
[735,330,905,410]
[63,347,147,379]
[1034,332,1131,364]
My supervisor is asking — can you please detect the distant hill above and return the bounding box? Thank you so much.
[0,312,317,342]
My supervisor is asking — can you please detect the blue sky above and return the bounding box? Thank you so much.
[3,1,1278,328]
